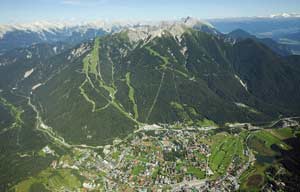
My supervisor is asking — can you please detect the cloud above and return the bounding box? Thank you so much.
[61,0,81,5]
[61,0,109,6]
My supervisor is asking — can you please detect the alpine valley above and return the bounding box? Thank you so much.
[1,17,300,191]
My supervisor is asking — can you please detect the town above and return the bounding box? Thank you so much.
[13,118,300,191]
[45,123,253,191]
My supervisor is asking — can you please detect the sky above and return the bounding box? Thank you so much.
[0,0,300,24]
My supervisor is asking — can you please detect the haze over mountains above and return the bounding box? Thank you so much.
[210,14,300,54]
[1,14,300,54]
[0,17,214,53]
[0,15,300,191]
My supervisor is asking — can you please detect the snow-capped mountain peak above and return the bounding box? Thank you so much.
[270,13,300,18]
[120,17,216,42]
[181,16,214,28]
[0,20,139,39]
[0,18,216,53]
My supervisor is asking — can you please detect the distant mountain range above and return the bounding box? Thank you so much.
[210,14,300,54]
[269,13,300,18]
[0,17,216,53]
[0,21,112,53]
[209,14,300,35]
[227,29,292,56]
[2,14,300,54]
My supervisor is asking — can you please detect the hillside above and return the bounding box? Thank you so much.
[1,26,297,146]
[1,21,300,190]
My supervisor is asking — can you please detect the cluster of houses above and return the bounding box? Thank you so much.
[100,129,215,190]
[45,126,249,191]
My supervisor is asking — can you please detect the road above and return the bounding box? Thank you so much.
[26,96,104,150]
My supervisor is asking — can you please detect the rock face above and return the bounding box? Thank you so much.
[124,17,218,43]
